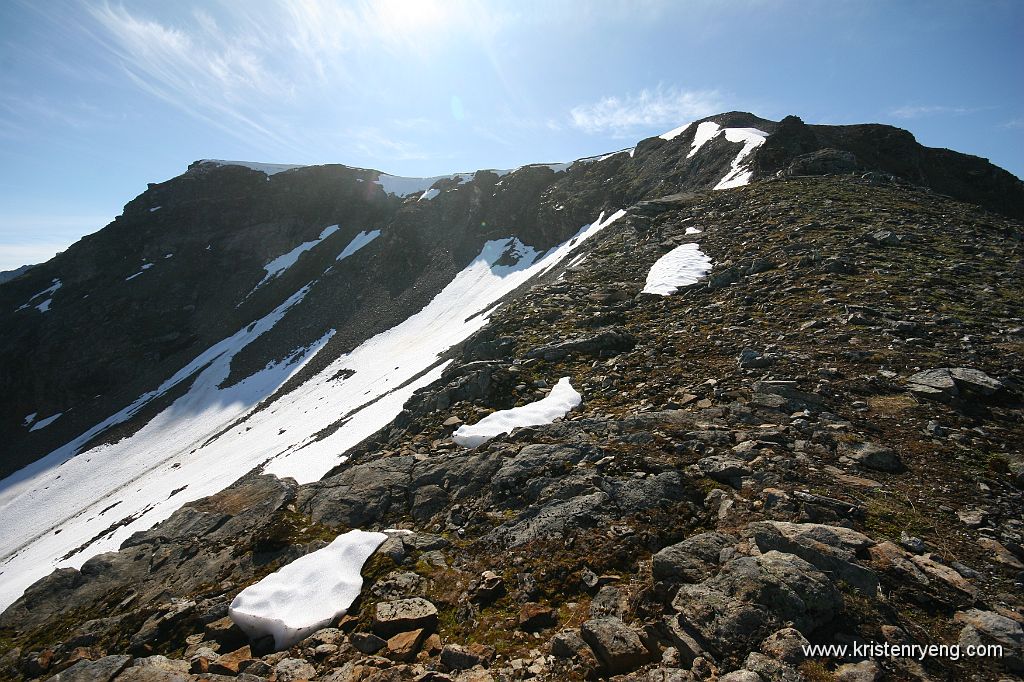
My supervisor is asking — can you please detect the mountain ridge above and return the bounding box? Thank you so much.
[1,112,1023,681]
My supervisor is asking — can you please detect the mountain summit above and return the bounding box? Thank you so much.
[1,113,1022,681]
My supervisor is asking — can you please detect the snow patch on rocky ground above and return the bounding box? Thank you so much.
[337,230,381,261]
[229,530,387,650]
[453,377,582,447]
[641,243,713,295]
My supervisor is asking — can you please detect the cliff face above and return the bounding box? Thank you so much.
[1,113,1023,681]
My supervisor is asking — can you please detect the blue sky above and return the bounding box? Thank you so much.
[1,0,1022,271]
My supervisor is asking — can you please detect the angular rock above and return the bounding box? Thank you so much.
[835,659,882,681]
[351,632,387,654]
[519,602,557,632]
[955,608,1023,671]
[387,628,426,662]
[580,617,652,674]
[673,551,842,647]
[440,643,496,671]
[373,597,438,636]
[906,367,1005,404]
[839,441,904,473]
[738,348,774,369]
[747,521,878,595]
[550,628,588,659]
[275,657,316,682]
[652,532,737,584]
[209,645,252,675]
[760,627,809,663]
[43,655,132,682]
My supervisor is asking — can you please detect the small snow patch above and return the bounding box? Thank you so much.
[29,412,63,432]
[337,230,381,262]
[659,122,692,141]
[685,227,702,235]
[22,412,37,427]
[229,529,386,650]
[642,243,713,295]
[419,188,440,201]
[453,377,581,447]
[149,206,162,212]
[124,263,154,282]
[258,225,340,286]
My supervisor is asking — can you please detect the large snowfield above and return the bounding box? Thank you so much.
[0,209,626,611]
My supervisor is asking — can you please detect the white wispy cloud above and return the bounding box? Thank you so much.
[569,85,724,136]
[1002,118,1024,130]
[78,0,483,160]
[889,104,986,119]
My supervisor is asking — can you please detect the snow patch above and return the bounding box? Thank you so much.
[28,412,63,432]
[659,122,692,141]
[453,377,581,448]
[687,121,722,158]
[337,230,381,262]
[202,160,306,176]
[149,206,162,212]
[257,226,340,287]
[18,279,62,310]
[125,263,155,282]
[375,171,474,198]
[22,413,36,427]
[713,128,768,190]
[419,188,440,201]
[641,243,713,295]
[229,529,386,650]
[685,227,702,235]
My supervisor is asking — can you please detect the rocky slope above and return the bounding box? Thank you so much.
[1,114,1024,681]
[1,174,1022,681]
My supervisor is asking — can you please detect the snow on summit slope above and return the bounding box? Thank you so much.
[202,160,307,176]
[0,209,626,611]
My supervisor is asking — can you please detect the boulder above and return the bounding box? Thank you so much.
[43,655,132,681]
[838,441,904,473]
[906,367,1005,404]
[275,657,316,682]
[580,617,653,675]
[386,628,426,662]
[440,643,496,671]
[519,602,557,632]
[747,521,878,595]
[673,551,842,647]
[373,598,438,636]
[652,532,737,583]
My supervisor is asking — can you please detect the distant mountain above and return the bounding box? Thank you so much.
[1,113,1022,681]
[0,264,34,285]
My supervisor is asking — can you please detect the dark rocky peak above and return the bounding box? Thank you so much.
[752,114,1024,219]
